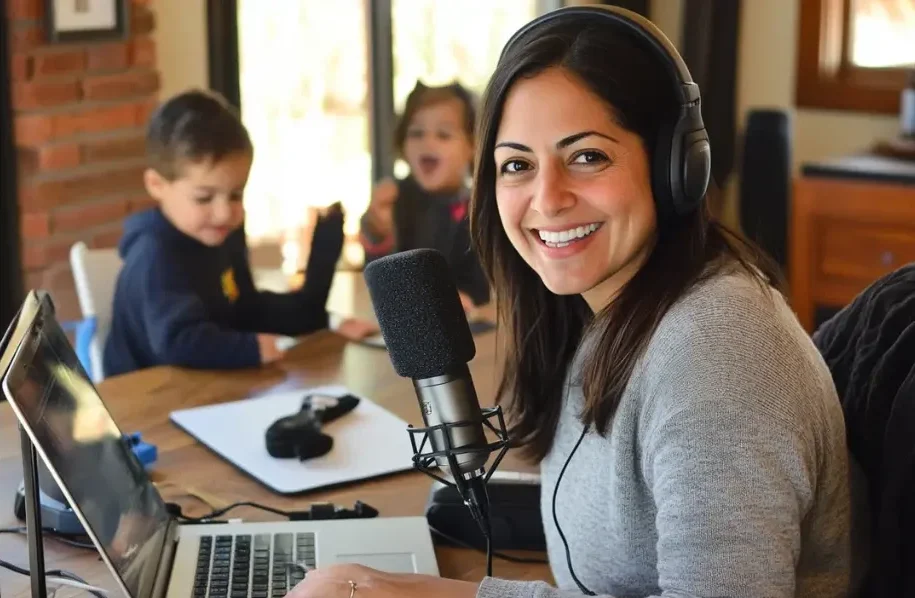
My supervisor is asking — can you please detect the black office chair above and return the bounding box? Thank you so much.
[813,263,915,597]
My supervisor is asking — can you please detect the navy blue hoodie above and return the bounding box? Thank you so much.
[103,208,338,376]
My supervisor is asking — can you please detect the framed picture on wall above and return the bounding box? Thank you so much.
[45,0,129,43]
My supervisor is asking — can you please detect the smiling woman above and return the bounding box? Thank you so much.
[467,5,857,598]
[285,6,860,598]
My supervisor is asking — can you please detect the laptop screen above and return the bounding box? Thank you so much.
[1,297,170,598]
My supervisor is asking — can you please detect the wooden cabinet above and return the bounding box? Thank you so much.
[789,155,915,332]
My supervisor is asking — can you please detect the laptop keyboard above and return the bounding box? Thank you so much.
[193,532,316,598]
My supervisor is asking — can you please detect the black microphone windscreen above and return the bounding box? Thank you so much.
[364,249,476,379]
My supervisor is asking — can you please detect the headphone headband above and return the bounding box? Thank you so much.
[499,5,697,106]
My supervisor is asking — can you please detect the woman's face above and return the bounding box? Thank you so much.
[493,67,657,310]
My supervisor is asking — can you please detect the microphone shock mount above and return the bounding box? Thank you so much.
[407,406,511,576]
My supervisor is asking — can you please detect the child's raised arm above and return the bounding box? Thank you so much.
[360,178,398,263]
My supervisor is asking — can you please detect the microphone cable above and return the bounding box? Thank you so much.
[167,499,379,524]
[483,506,494,577]
[0,558,108,597]
[466,476,495,577]
[552,425,595,596]
[168,501,290,523]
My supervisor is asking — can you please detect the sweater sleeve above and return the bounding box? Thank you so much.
[141,252,260,369]
[644,404,813,597]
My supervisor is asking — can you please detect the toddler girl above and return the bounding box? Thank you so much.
[360,81,489,311]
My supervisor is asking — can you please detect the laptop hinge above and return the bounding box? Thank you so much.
[151,517,181,598]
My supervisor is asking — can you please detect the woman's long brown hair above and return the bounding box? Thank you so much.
[471,19,782,461]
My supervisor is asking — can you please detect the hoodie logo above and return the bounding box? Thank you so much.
[221,268,239,303]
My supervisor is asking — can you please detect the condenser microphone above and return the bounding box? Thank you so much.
[364,248,508,541]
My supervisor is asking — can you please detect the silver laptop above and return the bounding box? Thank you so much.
[0,291,439,598]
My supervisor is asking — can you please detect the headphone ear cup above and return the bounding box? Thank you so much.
[651,116,678,222]
[680,130,711,211]
[665,107,711,216]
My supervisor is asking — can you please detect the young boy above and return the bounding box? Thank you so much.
[103,89,376,377]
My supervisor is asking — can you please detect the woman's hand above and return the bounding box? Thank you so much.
[285,564,478,598]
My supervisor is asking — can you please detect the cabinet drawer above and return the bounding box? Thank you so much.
[817,221,915,283]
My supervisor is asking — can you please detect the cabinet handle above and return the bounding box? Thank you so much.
[880,251,895,266]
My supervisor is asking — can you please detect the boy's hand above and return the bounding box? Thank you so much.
[257,334,285,364]
[309,202,345,269]
[333,317,379,341]
[368,178,398,239]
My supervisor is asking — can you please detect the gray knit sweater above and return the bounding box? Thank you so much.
[477,270,853,598]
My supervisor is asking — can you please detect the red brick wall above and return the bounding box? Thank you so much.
[7,0,160,321]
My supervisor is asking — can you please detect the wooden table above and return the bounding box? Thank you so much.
[0,273,552,597]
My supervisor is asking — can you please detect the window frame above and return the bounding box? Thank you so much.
[795,0,910,114]
[1,9,24,325]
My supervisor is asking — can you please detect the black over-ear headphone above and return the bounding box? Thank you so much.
[498,5,712,219]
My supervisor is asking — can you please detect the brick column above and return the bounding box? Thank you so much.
[7,0,160,321]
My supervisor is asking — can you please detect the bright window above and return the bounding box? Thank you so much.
[850,0,915,68]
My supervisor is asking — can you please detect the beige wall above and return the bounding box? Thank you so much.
[650,0,684,50]
[153,0,209,99]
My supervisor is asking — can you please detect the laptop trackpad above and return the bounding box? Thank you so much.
[335,552,417,573]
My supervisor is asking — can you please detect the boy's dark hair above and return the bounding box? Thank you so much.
[146,89,253,180]
[394,81,476,157]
